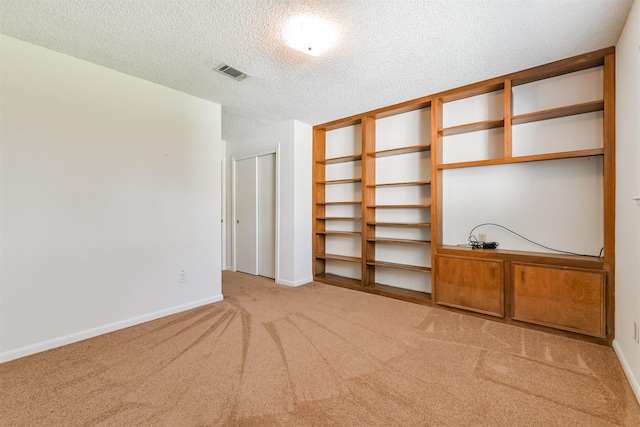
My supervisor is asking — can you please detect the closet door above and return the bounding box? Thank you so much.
[258,154,276,278]
[235,157,258,275]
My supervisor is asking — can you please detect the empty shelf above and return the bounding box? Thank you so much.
[366,260,431,273]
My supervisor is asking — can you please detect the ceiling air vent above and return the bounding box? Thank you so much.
[214,63,250,81]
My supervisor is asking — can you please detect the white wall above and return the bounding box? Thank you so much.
[226,120,312,286]
[0,36,223,362]
[614,0,640,403]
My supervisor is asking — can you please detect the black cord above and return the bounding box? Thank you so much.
[467,223,603,258]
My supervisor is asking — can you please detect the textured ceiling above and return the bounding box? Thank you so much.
[0,0,634,142]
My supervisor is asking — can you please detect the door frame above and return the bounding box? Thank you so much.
[231,146,280,281]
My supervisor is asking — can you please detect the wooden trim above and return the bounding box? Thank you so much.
[312,128,326,278]
[603,50,616,344]
[504,79,512,158]
[440,81,505,103]
[510,47,612,86]
[362,116,376,286]
[431,97,443,301]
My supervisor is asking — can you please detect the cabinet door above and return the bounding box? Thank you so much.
[512,263,605,337]
[436,255,504,317]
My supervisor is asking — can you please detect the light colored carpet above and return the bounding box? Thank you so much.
[1,271,638,426]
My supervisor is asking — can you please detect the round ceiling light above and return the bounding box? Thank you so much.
[283,14,338,56]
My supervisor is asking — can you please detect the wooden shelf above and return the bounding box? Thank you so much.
[313,274,433,306]
[367,180,431,188]
[367,238,431,246]
[315,253,362,263]
[439,118,504,137]
[316,231,361,236]
[366,260,431,273]
[367,222,431,227]
[366,204,431,209]
[437,148,604,170]
[316,178,362,185]
[316,201,362,205]
[316,154,362,165]
[314,273,362,288]
[367,144,431,158]
[316,217,362,221]
[512,100,604,126]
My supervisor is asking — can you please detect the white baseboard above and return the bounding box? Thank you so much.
[0,294,224,364]
[276,276,313,287]
[613,340,640,404]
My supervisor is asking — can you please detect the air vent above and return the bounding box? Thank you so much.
[214,63,250,81]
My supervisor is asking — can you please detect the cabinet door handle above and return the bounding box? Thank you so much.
[521,270,524,283]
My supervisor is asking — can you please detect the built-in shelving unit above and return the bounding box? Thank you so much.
[313,47,615,345]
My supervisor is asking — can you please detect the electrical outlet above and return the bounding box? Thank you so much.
[478,233,487,243]
[634,321,639,344]
[179,269,187,284]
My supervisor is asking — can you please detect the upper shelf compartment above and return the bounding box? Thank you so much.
[441,84,504,130]
[511,66,603,117]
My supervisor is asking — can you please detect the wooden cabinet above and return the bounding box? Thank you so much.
[435,255,504,317]
[513,263,605,337]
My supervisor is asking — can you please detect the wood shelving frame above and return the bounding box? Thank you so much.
[312,47,615,345]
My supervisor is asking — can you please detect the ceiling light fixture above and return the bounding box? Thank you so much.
[283,14,337,56]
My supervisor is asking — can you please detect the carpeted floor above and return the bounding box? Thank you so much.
[1,271,639,426]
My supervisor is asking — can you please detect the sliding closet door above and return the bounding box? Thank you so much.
[235,157,258,275]
[258,154,276,278]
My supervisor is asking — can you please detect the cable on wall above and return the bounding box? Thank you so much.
[467,223,604,258]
